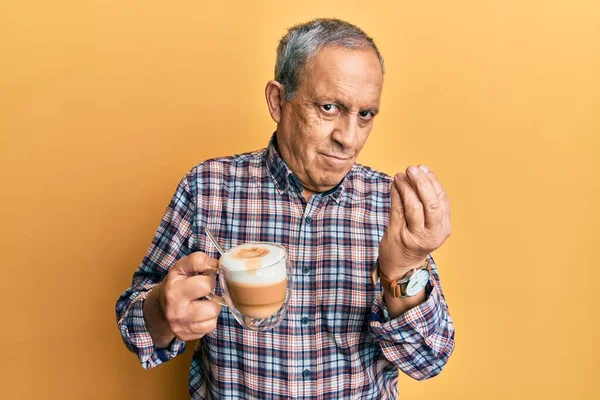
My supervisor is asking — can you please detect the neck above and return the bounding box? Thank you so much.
[302,188,315,202]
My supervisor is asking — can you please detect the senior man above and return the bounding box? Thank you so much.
[117,18,455,399]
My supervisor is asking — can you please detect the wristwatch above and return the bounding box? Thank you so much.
[371,258,431,298]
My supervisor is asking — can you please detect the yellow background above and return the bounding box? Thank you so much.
[1,1,598,399]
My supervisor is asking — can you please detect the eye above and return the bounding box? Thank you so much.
[320,104,338,113]
[359,110,375,121]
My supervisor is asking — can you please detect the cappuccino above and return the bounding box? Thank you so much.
[220,243,287,319]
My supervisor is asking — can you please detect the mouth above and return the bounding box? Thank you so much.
[319,153,354,169]
[321,153,352,161]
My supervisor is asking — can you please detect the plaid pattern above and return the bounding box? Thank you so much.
[116,135,455,399]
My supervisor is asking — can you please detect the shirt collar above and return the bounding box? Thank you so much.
[265,133,347,202]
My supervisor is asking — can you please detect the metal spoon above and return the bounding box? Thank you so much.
[204,227,225,256]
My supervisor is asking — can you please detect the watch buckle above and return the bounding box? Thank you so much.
[388,280,403,299]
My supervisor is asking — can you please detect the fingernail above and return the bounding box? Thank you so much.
[419,165,429,173]
[408,166,419,176]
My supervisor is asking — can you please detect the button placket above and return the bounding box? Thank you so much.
[296,199,321,393]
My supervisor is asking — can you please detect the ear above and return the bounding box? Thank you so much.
[265,80,285,123]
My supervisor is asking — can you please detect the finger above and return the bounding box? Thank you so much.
[407,165,443,230]
[188,317,219,336]
[441,197,452,237]
[443,213,452,238]
[424,169,452,235]
[179,274,217,301]
[177,252,219,276]
[424,168,451,212]
[175,314,219,341]
[388,174,406,229]
[188,299,222,322]
[394,173,424,231]
[187,301,222,335]
[424,168,445,198]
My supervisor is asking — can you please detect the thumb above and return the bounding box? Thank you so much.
[176,252,219,277]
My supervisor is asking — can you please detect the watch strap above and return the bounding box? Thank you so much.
[371,258,431,298]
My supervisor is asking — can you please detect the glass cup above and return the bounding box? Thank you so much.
[206,242,292,331]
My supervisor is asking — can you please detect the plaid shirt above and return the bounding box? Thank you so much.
[116,135,455,399]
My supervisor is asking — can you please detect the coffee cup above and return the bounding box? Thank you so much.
[206,242,291,331]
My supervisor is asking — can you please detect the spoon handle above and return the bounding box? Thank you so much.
[204,227,225,256]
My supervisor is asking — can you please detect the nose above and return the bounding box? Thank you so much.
[331,115,359,152]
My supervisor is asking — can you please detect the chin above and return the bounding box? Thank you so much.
[316,175,346,190]
[309,164,352,190]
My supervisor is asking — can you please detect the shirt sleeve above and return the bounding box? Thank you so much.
[369,255,456,380]
[115,171,197,369]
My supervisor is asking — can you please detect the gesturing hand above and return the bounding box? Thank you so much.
[146,252,222,346]
[378,165,452,279]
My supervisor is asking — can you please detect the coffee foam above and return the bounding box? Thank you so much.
[220,243,286,285]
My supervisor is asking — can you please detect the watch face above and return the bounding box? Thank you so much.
[406,269,430,296]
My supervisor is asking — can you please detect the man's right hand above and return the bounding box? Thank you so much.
[143,251,222,349]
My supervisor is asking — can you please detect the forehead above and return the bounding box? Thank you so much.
[299,46,383,106]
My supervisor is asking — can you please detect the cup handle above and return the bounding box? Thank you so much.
[205,292,226,306]
[204,271,226,306]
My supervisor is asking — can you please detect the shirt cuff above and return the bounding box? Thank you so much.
[370,280,444,346]
[118,290,186,369]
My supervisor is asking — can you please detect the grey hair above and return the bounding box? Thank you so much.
[275,18,385,100]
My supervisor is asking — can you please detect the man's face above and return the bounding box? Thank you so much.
[276,46,384,197]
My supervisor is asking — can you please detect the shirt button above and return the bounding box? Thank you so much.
[304,216,312,225]
[301,316,309,325]
[302,265,310,274]
[302,369,312,379]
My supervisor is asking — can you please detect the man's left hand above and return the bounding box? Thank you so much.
[378,165,452,279]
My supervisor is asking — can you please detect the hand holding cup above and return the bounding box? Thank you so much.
[145,251,222,345]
